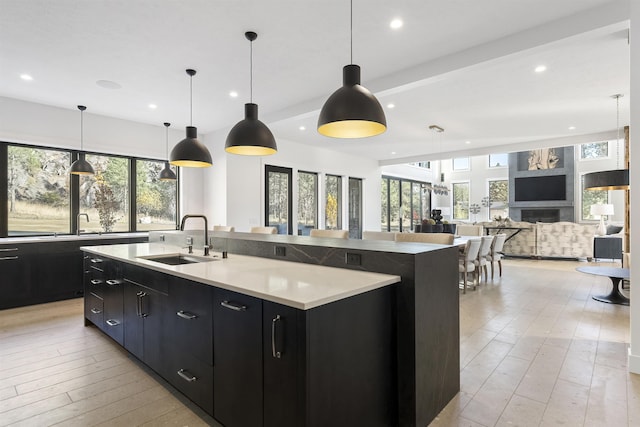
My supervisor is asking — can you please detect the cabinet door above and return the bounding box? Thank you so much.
[123,280,144,360]
[140,284,169,376]
[263,301,304,427]
[36,242,83,301]
[0,246,32,309]
[102,261,124,345]
[213,288,263,427]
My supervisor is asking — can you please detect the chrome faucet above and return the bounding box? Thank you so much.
[77,213,89,235]
[179,215,209,256]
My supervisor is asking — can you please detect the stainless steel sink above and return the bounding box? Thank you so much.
[138,253,217,266]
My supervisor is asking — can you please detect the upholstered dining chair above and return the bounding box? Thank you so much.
[474,235,494,283]
[486,233,507,279]
[456,224,484,237]
[362,230,397,241]
[395,232,454,245]
[309,229,349,239]
[250,226,277,234]
[459,238,482,294]
[213,225,235,232]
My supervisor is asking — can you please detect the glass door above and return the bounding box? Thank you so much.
[348,177,362,238]
[265,165,292,234]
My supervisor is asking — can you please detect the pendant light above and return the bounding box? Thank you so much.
[170,69,212,167]
[584,94,629,190]
[69,105,95,175]
[159,122,177,181]
[317,0,386,138]
[225,31,277,156]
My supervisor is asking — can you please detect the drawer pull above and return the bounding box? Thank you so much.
[272,315,282,359]
[177,369,197,382]
[105,319,120,326]
[0,248,18,252]
[177,310,197,320]
[221,300,247,312]
[90,308,102,314]
[90,258,103,264]
[106,280,121,286]
[0,256,18,261]
[90,279,103,285]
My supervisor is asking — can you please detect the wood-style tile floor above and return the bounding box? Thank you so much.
[0,259,637,426]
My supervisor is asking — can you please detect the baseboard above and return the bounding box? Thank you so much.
[628,348,640,374]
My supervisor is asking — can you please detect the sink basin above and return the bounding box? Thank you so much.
[138,253,217,266]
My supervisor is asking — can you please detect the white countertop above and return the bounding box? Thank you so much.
[1,232,148,245]
[81,243,400,310]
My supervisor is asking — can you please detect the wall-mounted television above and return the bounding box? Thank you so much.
[514,175,566,201]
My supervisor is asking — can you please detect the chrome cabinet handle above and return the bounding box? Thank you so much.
[177,310,197,320]
[105,319,120,326]
[90,258,103,263]
[90,308,102,314]
[272,315,282,359]
[177,369,197,382]
[90,279,102,285]
[135,291,143,317]
[220,300,247,311]
[0,248,18,252]
[136,291,148,317]
[0,256,18,261]
[106,280,121,286]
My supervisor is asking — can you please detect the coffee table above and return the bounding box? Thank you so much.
[576,266,630,306]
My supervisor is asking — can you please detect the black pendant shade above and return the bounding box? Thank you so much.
[170,69,212,168]
[159,122,177,180]
[69,105,95,175]
[170,126,212,167]
[70,153,95,175]
[583,169,629,191]
[225,103,277,156]
[318,64,386,138]
[225,31,277,156]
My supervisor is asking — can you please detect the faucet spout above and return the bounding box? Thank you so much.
[179,215,209,256]
[77,213,89,235]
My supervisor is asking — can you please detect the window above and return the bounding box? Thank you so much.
[452,182,470,220]
[265,165,292,234]
[453,157,470,170]
[381,176,430,232]
[7,145,71,236]
[325,174,342,230]
[489,153,508,168]
[297,171,317,235]
[488,180,509,220]
[580,142,608,160]
[348,178,362,238]
[135,160,177,231]
[581,175,609,220]
[80,154,130,233]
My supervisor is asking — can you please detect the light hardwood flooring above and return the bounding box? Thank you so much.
[0,259,637,426]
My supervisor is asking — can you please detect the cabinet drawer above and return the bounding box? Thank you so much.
[166,352,213,416]
[168,279,213,363]
[124,263,169,294]
[85,292,104,326]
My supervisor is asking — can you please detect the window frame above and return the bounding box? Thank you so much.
[488,153,508,168]
[451,181,470,221]
[579,141,610,161]
[381,175,430,232]
[452,157,470,171]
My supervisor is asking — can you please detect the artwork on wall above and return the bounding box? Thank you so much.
[527,148,560,170]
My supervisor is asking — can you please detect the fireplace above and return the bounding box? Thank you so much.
[521,209,560,223]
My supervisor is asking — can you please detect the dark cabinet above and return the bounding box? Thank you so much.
[213,288,263,427]
[36,241,83,301]
[594,236,622,260]
[83,255,124,345]
[0,245,33,309]
[122,263,169,375]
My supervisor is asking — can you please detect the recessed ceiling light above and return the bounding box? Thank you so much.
[299,126,306,131]
[534,65,547,73]
[390,18,403,29]
[465,141,471,144]
[96,79,122,90]
[148,104,157,109]
[20,74,33,81]
[229,91,238,98]
[387,103,395,109]
[391,151,396,155]
[568,126,576,130]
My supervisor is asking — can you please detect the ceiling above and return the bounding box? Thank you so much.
[0,0,630,164]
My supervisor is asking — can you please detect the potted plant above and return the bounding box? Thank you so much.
[421,218,435,233]
[442,220,456,234]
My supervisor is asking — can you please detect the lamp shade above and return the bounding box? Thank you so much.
[318,65,386,138]
[225,103,277,156]
[170,126,212,167]
[590,203,614,217]
[583,169,629,191]
[159,161,177,181]
[69,153,95,175]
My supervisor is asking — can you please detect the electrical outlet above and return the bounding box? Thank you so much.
[159,235,165,242]
[345,252,361,266]
[186,236,193,245]
[274,246,286,257]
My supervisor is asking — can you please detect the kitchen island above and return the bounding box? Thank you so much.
[82,242,401,427]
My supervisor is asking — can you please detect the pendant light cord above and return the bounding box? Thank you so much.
[616,94,620,169]
[80,109,84,150]
[189,74,193,126]
[350,0,353,64]
[250,38,253,103]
